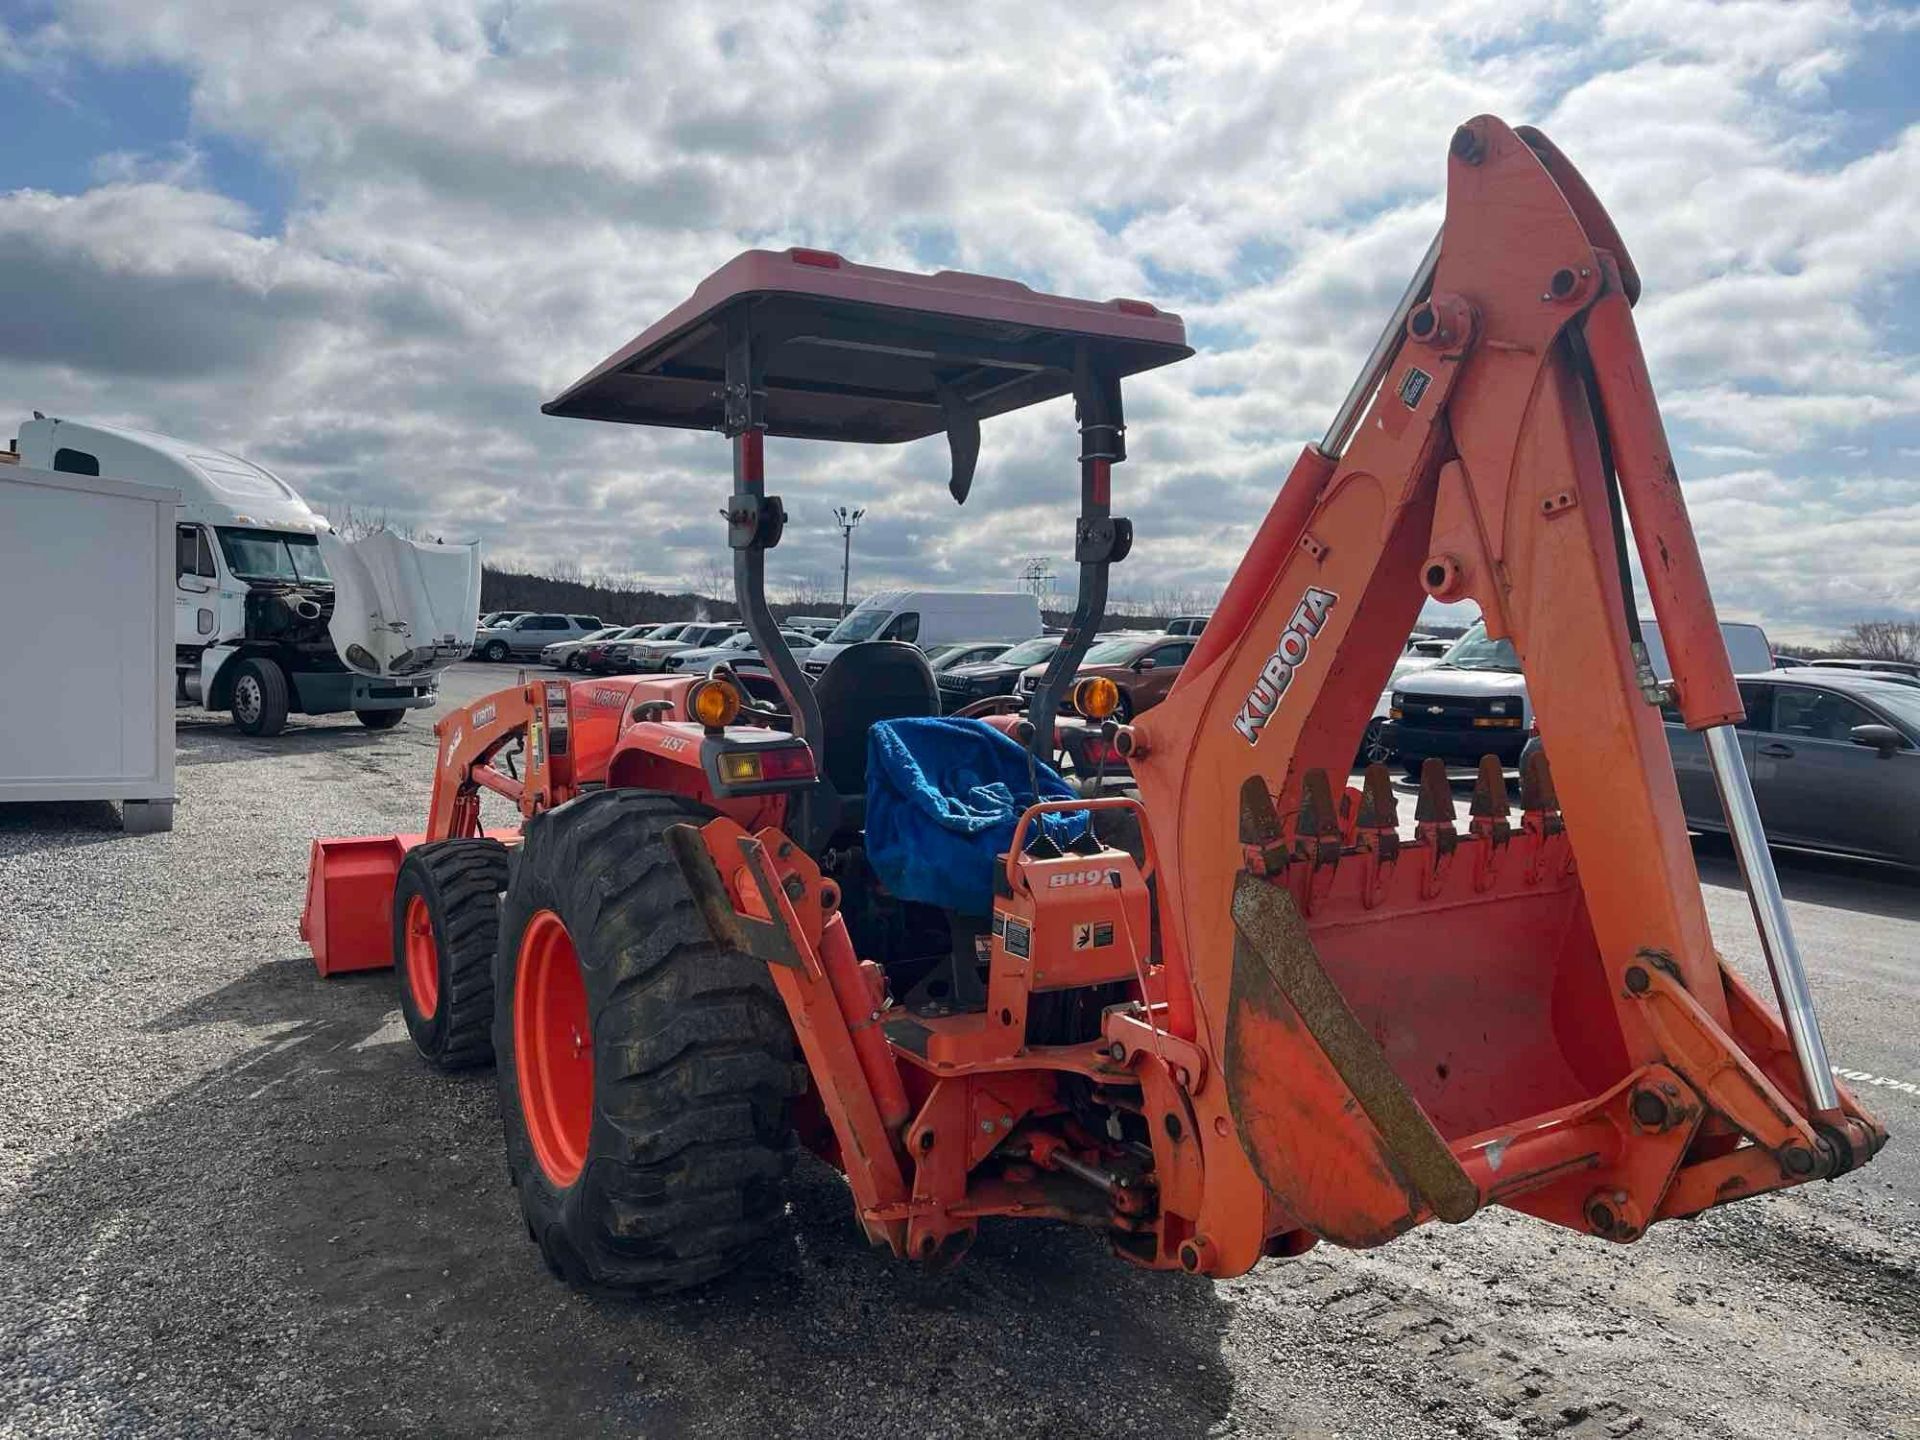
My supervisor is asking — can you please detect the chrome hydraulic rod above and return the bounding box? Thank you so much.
[1701,724,1842,1118]
[1319,228,1443,459]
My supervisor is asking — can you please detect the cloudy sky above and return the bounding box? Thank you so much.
[3,0,1915,640]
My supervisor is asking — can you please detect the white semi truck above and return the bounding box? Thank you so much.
[11,416,481,737]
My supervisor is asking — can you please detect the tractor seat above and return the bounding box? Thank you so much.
[810,642,941,818]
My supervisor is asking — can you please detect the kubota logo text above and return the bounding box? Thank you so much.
[1233,586,1338,744]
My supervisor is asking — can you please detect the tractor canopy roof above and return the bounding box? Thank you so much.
[541,248,1191,443]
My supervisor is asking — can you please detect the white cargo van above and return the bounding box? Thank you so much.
[13,417,480,737]
[803,589,1042,676]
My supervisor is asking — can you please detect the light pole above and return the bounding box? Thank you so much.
[832,505,865,616]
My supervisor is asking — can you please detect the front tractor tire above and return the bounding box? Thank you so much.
[494,790,802,1294]
[393,838,511,1070]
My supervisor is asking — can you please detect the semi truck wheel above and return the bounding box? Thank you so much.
[393,838,510,1071]
[357,709,407,730]
[230,657,290,736]
[495,789,801,1294]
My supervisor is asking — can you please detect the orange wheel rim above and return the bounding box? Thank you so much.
[404,894,439,1019]
[515,909,593,1187]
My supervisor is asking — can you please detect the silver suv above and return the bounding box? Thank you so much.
[472,612,603,662]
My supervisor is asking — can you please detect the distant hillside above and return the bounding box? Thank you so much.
[480,567,739,626]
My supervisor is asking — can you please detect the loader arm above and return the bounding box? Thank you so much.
[1132,116,1884,1261]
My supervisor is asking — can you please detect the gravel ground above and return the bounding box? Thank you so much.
[2,667,1915,1438]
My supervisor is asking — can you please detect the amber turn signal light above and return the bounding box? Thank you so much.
[1072,675,1122,721]
[687,678,742,730]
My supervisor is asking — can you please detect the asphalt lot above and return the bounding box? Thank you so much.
[1,660,1915,1438]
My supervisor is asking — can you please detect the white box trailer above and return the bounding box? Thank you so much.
[0,462,177,832]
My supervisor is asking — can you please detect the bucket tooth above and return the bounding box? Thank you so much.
[1294,770,1343,908]
[1519,746,1559,813]
[1296,768,1341,842]
[1357,764,1398,831]
[1519,746,1567,882]
[1413,757,1457,896]
[1414,758,1455,828]
[1356,764,1400,904]
[1239,775,1284,846]
[1470,754,1510,819]
[1238,776,1288,876]
[1469,755,1512,891]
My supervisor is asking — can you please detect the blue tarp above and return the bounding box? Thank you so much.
[865,717,1086,915]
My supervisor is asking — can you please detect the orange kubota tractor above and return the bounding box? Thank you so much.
[303,116,1884,1292]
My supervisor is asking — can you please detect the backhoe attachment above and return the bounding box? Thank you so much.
[1132,115,1885,1263]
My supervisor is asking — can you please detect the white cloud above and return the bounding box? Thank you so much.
[0,0,1914,635]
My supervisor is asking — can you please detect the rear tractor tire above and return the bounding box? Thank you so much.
[393,838,511,1070]
[494,789,803,1294]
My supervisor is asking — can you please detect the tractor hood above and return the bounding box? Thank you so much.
[319,531,482,678]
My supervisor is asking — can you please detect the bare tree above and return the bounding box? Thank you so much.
[1842,619,1920,662]
[778,571,837,610]
[687,556,732,602]
[326,500,425,542]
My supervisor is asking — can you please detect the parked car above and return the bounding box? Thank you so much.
[804,589,1042,676]
[595,621,687,673]
[1164,614,1210,638]
[581,623,668,673]
[1018,632,1195,720]
[927,640,1016,672]
[628,620,741,673]
[1789,657,1920,680]
[478,610,529,630]
[472,612,603,662]
[935,635,1063,711]
[1382,617,1773,773]
[664,628,818,673]
[542,625,625,670]
[1524,669,1919,870]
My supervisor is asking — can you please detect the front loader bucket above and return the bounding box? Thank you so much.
[301,834,421,976]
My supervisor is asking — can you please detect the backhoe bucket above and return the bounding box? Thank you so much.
[301,834,422,976]
[1214,764,1884,1251]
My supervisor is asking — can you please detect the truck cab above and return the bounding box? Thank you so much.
[17,417,478,735]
